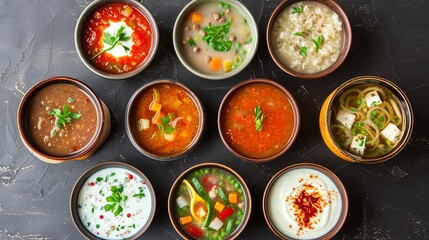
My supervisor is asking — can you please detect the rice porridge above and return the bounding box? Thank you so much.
[271,1,343,74]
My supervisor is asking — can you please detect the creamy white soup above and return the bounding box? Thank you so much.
[77,167,153,239]
[267,168,342,239]
[271,1,343,74]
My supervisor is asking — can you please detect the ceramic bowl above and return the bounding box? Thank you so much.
[125,79,205,161]
[70,162,156,239]
[75,0,159,79]
[319,76,414,163]
[267,0,352,79]
[173,0,259,80]
[263,163,348,240]
[168,162,251,239]
[218,79,300,162]
[17,76,110,164]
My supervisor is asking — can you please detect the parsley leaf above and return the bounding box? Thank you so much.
[299,46,308,57]
[292,6,303,13]
[294,31,304,37]
[157,115,175,134]
[188,38,197,47]
[104,184,127,217]
[202,19,232,52]
[254,105,266,132]
[312,35,324,52]
[48,104,81,136]
[132,187,146,199]
[92,25,131,59]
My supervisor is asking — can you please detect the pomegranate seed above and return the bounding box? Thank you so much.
[128,174,133,180]
[99,215,104,219]
[89,182,95,186]
[127,213,131,218]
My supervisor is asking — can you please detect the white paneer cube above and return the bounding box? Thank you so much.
[209,217,224,231]
[365,90,383,107]
[336,109,356,129]
[381,123,401,143]
[197,207,206,218]
[176,196,189,209]
[350,134,366,156]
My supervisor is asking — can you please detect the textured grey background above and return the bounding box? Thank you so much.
[1,0,429,239]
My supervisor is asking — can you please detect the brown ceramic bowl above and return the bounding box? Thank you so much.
[218,79,300,163]
[17,76,111,164]
[168,163,251,239]
[319,76,414,163]
[75,0,159,79]
[267,0,352,79]
[125,79,206,161]
[70,162,156,239]
[263,163,348,239]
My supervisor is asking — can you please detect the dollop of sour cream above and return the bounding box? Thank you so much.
[77,167,152,239]
[102,21,134,58]
[268,168,342,239]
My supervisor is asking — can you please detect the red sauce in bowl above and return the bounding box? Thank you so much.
[220,82,296,159]
[82,3,152,73]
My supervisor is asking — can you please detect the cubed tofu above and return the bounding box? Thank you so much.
[365,90,382,107]
[381,123,401,143]
[336,109,356,129]
[197,207,206,218]
[350,134,366,156]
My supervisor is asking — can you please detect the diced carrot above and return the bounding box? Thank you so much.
[152,111,165,124]
[180,215,193,225]
[229,192,238,204]
[214,201,225,212]
[149,101,162,112]
[210,57,222,71]
[191,12,202,23]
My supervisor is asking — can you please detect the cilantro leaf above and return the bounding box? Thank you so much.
[312,35,324,52]
[48,104,81,136]
[202,19,233,52]
[93,25,132,59]
[299,46,308,57]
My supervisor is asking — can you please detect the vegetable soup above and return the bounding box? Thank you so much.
[82,3,152,73]
[174,167,248,239]
[179,2,254,75]
[220,82,296,159]
[131,83,200,156]
[25,83,97,156]
[330,84,405,157]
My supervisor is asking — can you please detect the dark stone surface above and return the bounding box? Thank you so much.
[0,0,428,239]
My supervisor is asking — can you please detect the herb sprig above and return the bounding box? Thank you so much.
[292,6,303,13]
[202,19,232,52]
[299,46,308,57]
[132,186,145,199]
[92,26,131,60]
[48,104,81,136]
[104,184,128,217]
[254,105,266,132]
[157,115,175,134]
[312,35,324,52]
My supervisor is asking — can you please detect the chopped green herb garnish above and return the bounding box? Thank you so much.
[96,224,100,229]
[254,105,265,132]
[91,207,94,213]
[104,184,128,217]
[202,19,232,52]
[394,117,399,123]
[48,104,81,136]
[299,46,308,57]
[67,97,74,103]
[219,2,230,8]
[188,38,197,47]
[312,35,324,52]
[87,222,91,227]
[92,25,131,59]
[96,177,103,182]
[292,6,303,13]
[294,31,304,37]
[133,186,146,199]
[157,115,175,134]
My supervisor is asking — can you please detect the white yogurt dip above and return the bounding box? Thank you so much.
[267,168,342,239]
[77,167,153,239]
[102,21,134,58]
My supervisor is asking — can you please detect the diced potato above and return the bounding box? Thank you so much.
[229,192,238,204]
[214,201,225,213]
[180,215,192,225]
[149,101,162,112]
[223,60,232,72]
[336,109,356,129]
[123,6,133,17]
[164,132,177,142]
[381,123,401,143]
[137,119,150,132]
[350,134,366,156]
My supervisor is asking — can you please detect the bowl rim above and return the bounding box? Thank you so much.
[262,162,349,240]
[17,76,106,162]
[125,79,206,161]
[217,78,301,163]
[74,0,159,79]
[70,161,156,240]
[322,75,414,163]
[167,162,252,239]
[172,0,259,80]
[266,0,352,79]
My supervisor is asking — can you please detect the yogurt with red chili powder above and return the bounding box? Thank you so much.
[267,168,342,239]
[77,167,153,239]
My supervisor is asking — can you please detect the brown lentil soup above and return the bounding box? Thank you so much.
[26,83,97,156]
[132,84,200,156]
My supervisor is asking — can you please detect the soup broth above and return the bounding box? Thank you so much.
[331,84,404,157]
[180,2,254,75]
[174,167,247,239]
[132,84,200,156]
[26,83,97,156]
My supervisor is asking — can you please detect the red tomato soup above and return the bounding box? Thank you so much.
[221,83,295,159]
[82,3,152,73]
